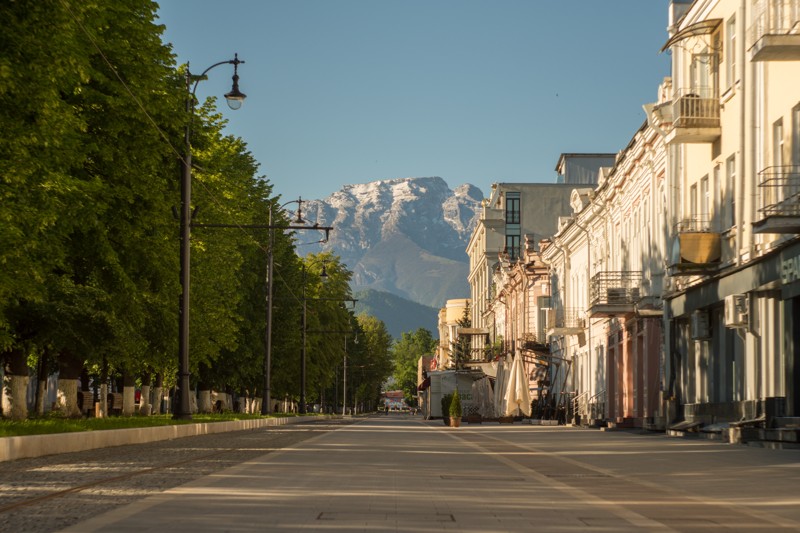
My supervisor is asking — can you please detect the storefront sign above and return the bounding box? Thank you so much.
[782,254,800,285]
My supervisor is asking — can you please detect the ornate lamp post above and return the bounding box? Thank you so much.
[175,55,245,420]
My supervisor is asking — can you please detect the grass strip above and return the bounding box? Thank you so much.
[0,412,313,437]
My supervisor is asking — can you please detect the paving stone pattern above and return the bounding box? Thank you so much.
[0,419,356,532]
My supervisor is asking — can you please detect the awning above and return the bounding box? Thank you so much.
[661,19,722,52]
[417,377,431,392]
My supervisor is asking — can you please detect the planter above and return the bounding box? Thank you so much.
[498,416,514,424]
[466,415,482,424]
[443,417,450,426]
[450,417,461,428]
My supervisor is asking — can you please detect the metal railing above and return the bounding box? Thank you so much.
[588,389,606,421]
[757,166,800,217]
[572,391,588,420]
[675,215,714,233]
[589,272,643,307]
[548,308,585,330]
[749,0,800,46]
[670,87,720,129]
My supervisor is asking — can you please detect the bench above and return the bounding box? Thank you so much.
[77,391,124,416]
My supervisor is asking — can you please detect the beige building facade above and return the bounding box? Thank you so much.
[543,122,668,427]
[649,0,800,428]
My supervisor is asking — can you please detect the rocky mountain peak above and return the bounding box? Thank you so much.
[303,177,484,308]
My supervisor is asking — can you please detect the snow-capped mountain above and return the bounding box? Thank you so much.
[303,177,483,309]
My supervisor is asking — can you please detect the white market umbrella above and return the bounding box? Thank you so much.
[472,376,495,418]
[493,355,509,417]
[504,352,532,417]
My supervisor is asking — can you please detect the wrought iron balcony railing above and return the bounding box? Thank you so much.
[754,166,800,233]
[547,308,585,332]
[589,272,642,308]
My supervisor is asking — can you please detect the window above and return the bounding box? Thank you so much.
[793,104,800,165]
[726,15,736,88]
[701,175,709,229]
[690,183,698,220]
[713,165,721,230]
[691,50,717,98]
[726,155,736,228]
[505,234,520,260]
[505,193,520,224]
[774,118,784,168]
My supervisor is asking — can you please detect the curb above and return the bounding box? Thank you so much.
[0,416,335,463]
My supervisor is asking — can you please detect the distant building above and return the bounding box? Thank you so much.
[466,172,598,346]
[436,298,471,370]
[555,153,616,185]
[382,390,407,410]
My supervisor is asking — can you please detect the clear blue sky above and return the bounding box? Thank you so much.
[157,0,671,202]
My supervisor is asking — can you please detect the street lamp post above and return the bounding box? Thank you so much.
[299,259,328,414]
[343,332,357,415]
[176,55,246,420]
[262,199,323,415]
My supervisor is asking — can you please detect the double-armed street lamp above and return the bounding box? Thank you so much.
[261,199,332,415]
[175,55,246,420]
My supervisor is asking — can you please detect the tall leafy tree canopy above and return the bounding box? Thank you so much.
[392,328,436,405]
[0,0,387,418]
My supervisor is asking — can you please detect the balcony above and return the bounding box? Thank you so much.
[547,308,585,336]
[519,333,549,354]
[749,0,800,61]
[753,166,800,233]
[668,217,722,276]
[664,88,721,144]
[589,272,642,318]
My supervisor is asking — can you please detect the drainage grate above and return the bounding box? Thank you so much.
[441,475,526,482]
[546,473,611,478]
[317,512,455,522]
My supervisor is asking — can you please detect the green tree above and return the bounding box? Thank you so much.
[301,253,353,408]
[1,0,185,415]
[348,314,393,412]
[391,328,436,406]
[450,302,471,370]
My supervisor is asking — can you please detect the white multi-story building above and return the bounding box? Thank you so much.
[544,122,668,427]
[466,157,614,343]
[650,0,800,428]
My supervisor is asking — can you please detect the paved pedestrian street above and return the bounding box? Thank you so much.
[51,415,800,532]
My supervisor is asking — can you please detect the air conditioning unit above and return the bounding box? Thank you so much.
[724,294,748,328]
[691,310,710,339]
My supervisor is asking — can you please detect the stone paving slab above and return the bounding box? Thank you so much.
[59,416,800,532]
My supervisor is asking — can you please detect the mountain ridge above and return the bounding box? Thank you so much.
[305,177,483,312]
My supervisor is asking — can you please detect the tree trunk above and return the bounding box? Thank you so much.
[57,378,79,417]
[56,350,82,417]
[94,356,108,418]
[3,348,29,420]
[122,368,136,416]
[197,389,212,413]
[139,371,152,415]
[152,373,163,415]
[34,350,49,416]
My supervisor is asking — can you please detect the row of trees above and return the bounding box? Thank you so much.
[0,0,394,419]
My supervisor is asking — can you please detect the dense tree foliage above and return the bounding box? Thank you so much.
[391,328,437,405]
[0,0,389,419]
